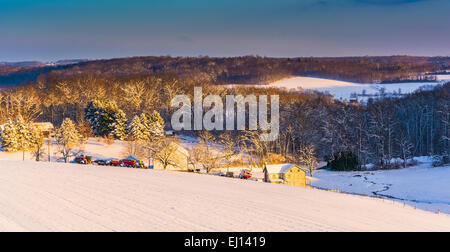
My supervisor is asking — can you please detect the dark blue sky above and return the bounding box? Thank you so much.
[1,0,449,61]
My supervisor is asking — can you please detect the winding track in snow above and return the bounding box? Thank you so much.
[362,175,450,207]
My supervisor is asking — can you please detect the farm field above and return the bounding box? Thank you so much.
[0,160,449,232]
[2,139,449,215]
[312,157,450,214]
[263,76,450,101]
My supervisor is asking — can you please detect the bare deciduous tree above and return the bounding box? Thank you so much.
[298,145,318,177]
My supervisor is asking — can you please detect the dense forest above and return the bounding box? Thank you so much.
[1,56,449,86]
[0,66,449,170]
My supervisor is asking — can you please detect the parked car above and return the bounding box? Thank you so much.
[225,172,234,178]
[239,169,252,180]
[134,160,146,168]
[110,159,122,166]
[94,159,109,166]
[74,155,93,165]
[120,155,146,168]
[121,159,137,167]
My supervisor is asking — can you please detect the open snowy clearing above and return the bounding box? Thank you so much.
[312,157,450,214]
[0,160,449,232]
[258,76,449,101]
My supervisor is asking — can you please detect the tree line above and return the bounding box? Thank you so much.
[0,71,449,171]
[1,55,449,86]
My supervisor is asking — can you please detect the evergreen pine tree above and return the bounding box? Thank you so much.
[111,108,127,140]
[145,110,165,140]
[55,118,80,163]
[129,111,165,142]
[85,100,128,139]
[1,120,18,152]
[104,101,127,140]
[15,116,33,160]
[128,115,145,141]
[84,100,106,136]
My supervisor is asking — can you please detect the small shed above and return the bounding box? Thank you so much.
[263,164,310,188]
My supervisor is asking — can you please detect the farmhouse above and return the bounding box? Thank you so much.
[263,164,310,188]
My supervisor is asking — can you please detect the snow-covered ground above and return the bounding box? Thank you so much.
[0,160,449,232]
[258,76,450,101]
[312,157,450,214]
[0,138,129,162]
[435,74,450,81]
[1,138,450,230]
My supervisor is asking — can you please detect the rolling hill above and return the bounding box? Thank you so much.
[0,160,448,231]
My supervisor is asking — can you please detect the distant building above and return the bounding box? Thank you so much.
[33,122,54,137]
[263,164,310,188]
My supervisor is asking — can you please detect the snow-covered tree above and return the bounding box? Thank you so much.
[128,115,146,141]
[128,111,165,142]
[298,145,318,177]
[129,111,166,166]
[111,109,127,140]
[55,118,80,163]
[85,100,106,136]
[439,101,450,158]
[85,100,128,139]
[1,120,18,152]
[1,117,44,161]
[30,126,45,161]
[141,111,165,140]
[15,116,33,160]
[105,102,127,140]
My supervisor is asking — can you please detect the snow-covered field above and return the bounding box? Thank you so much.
[313,157,450,214]
[0,160,449,232]
[263,76,449,101]
[0,138,129,162]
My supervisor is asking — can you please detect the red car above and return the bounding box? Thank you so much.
[110,159,122,166]
[121,159,137,167]
[239,169,252,180]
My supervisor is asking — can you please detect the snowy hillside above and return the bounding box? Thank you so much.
[0,160,449,231]
[313,157,450,214]
[262,76,449,101]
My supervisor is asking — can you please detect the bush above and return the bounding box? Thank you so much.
[432,155,450,167]
[327,151,361,171]
[444,155,449,165]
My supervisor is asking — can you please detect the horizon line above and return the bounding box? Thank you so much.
[2,54,450,63]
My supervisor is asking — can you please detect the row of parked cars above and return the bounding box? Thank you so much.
[74,155,147,168]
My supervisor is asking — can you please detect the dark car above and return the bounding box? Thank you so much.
[94,159,108,166]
